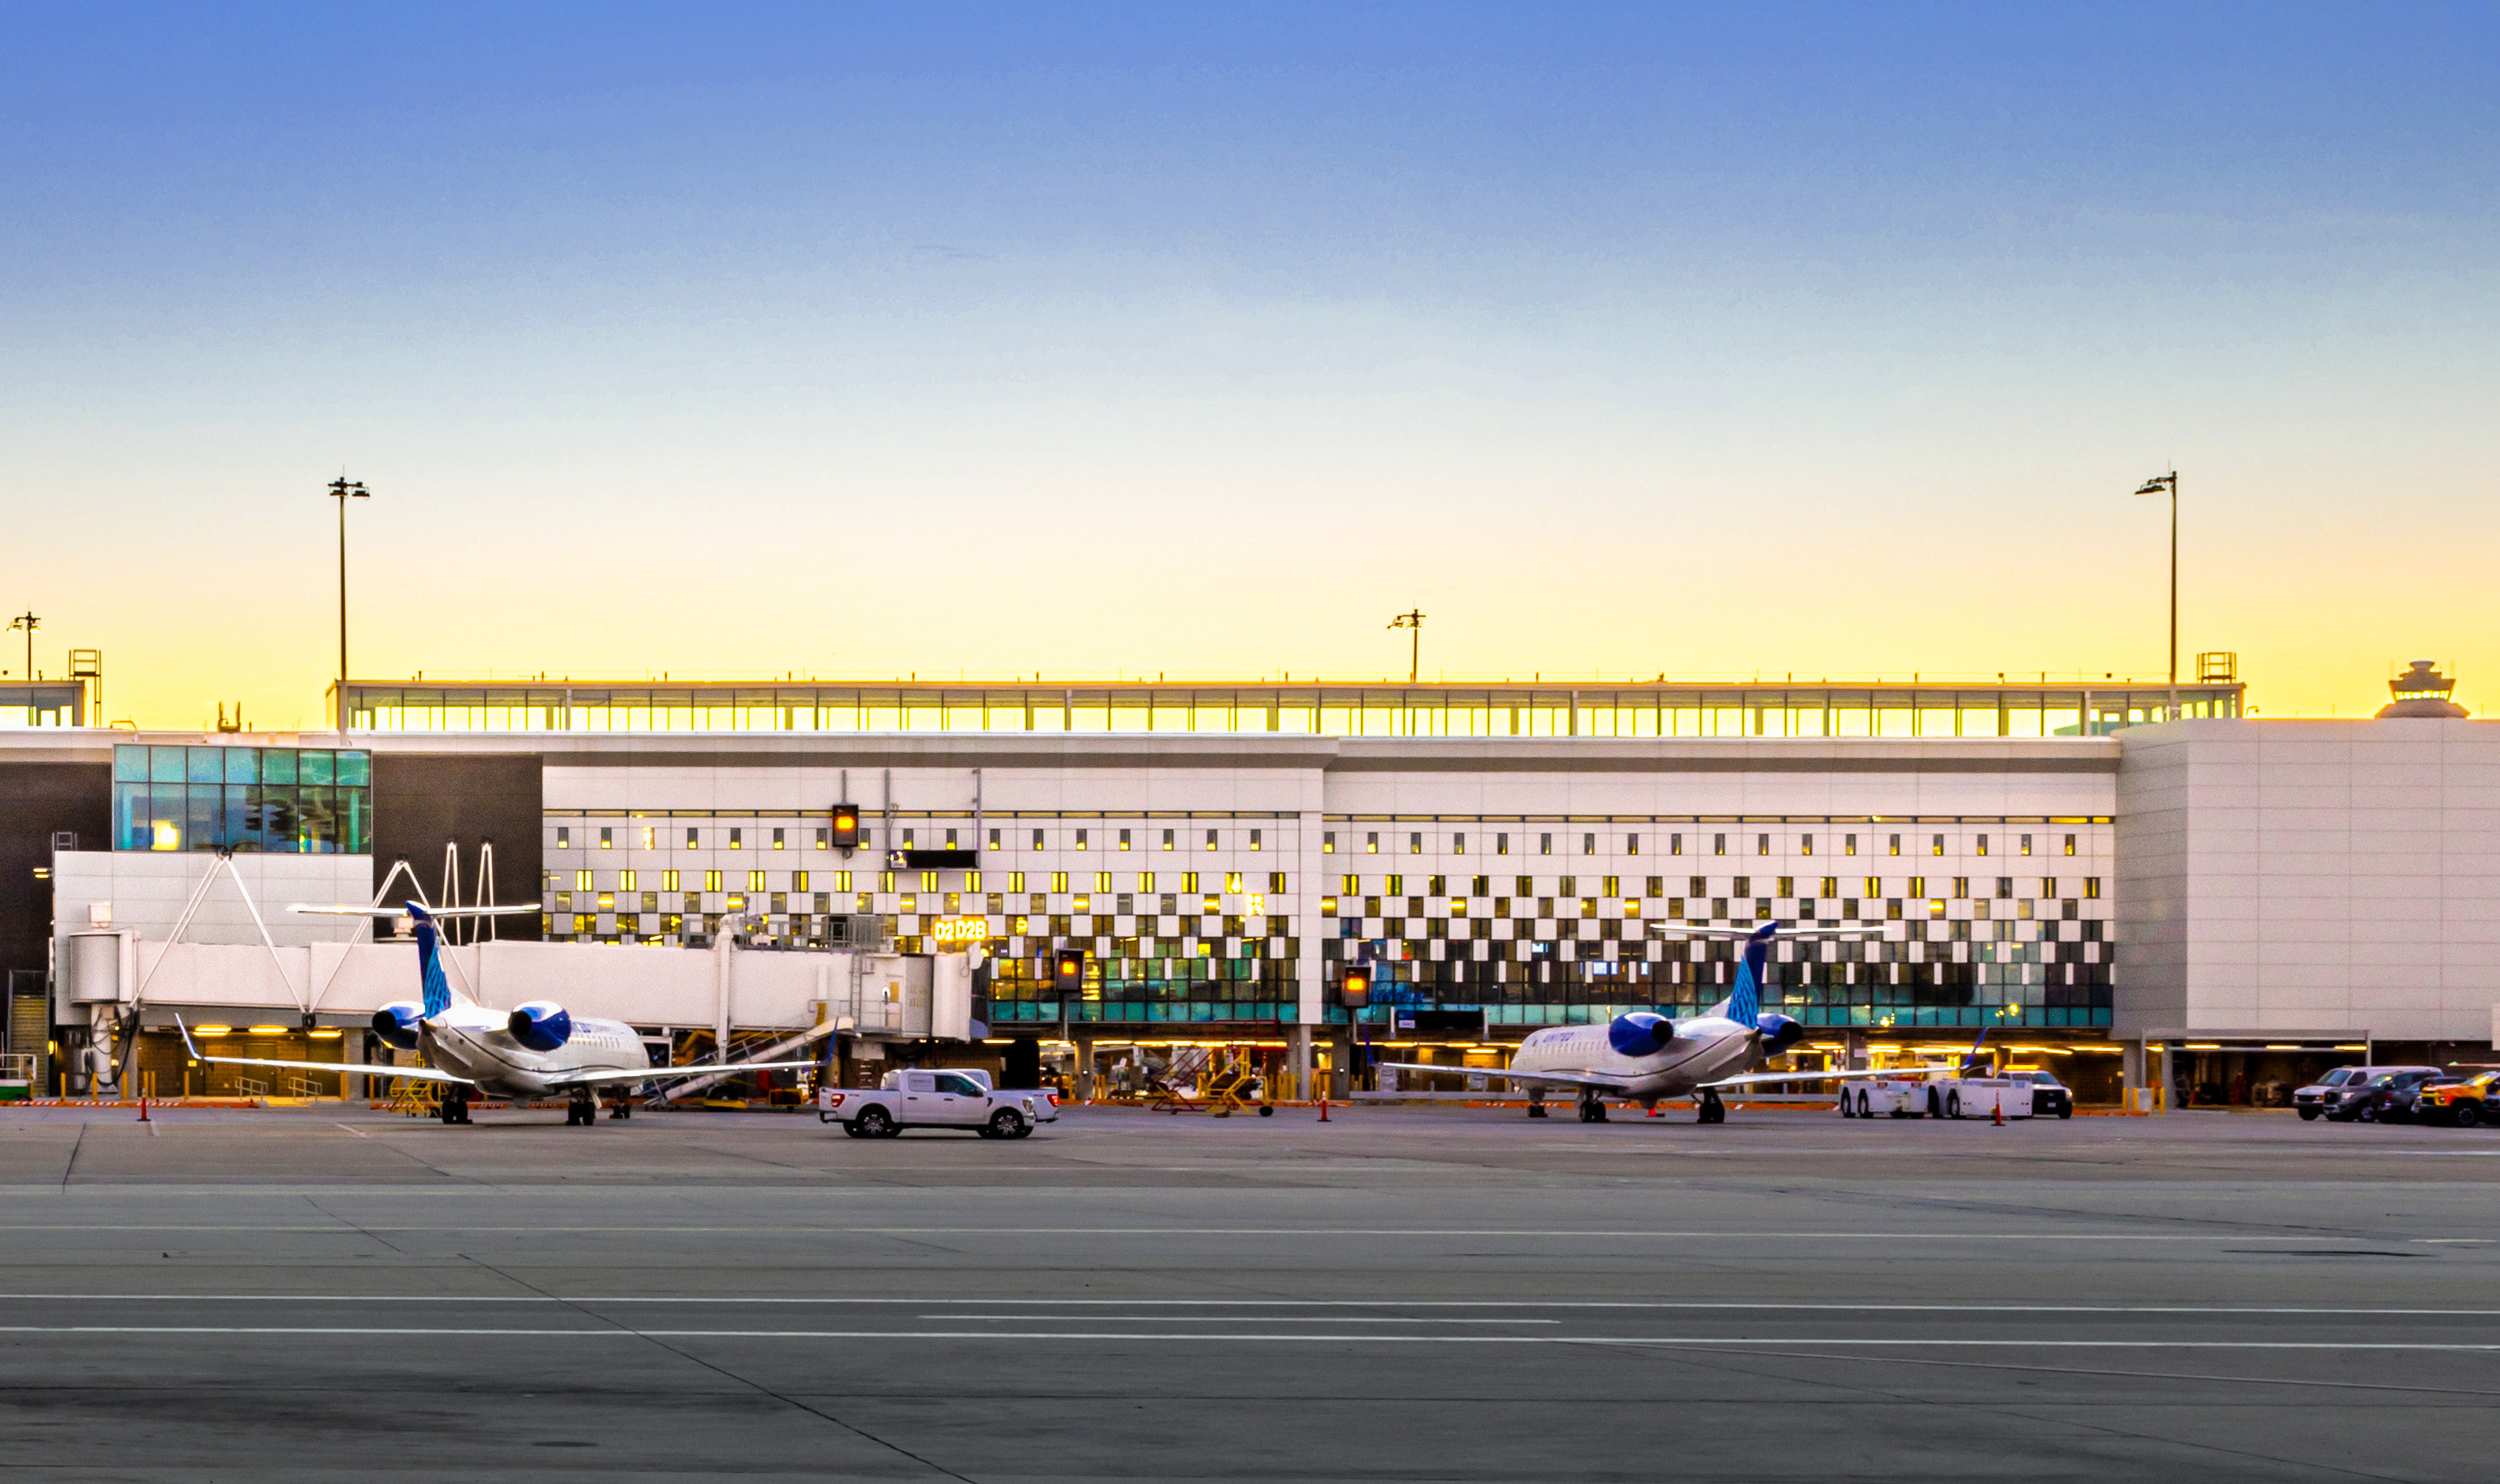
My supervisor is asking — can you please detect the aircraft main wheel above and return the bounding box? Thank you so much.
[1527,1103,1548,1119]
[854,1106,897,1138]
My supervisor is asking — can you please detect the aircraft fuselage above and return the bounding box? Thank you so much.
[419,1007,650,1100]
[1511,1014,1761,1099]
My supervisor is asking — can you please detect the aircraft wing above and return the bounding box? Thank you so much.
[543,1059,828,1088]
[1698,1064,1952,1091]
[1374,1061,1632,1094]
[176,1019,475,1085]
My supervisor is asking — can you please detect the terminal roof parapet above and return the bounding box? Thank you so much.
[339,677,2240,740]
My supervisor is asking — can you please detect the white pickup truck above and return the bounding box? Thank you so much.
[819,1068,1061,1139]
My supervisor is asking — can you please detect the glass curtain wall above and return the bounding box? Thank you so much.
[112,744,371,854]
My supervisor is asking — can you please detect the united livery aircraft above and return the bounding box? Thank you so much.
[181,903,820,1126]
[1379,922,1939,1122]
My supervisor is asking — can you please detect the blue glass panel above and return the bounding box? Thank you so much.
[113,783,149,849]
[187,748,224,785]
[263,788,299,850]
[148,784,185,849]
[114,746,148,782]
[224,749,259,785]
[300,785,338,852]
[224,786,254,852]
[263,750,296,785]
[299,751,334,786]
[150,746,185,784]
[335,751,369,786]
[186,786,220,850]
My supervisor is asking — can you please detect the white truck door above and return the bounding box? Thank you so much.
[933,1072,987,1124]
[902,1070,939,1121]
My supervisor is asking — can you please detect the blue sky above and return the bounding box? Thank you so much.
[4,3,2495,724]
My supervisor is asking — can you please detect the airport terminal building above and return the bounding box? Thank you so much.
[5,671,2496,1108]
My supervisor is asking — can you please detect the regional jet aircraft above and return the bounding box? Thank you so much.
[1378,921,1937,1123]
[180,903,822,1126]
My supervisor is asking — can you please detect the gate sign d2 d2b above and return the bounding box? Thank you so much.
[930,917,989,948]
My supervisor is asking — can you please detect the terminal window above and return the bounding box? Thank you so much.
[112,744,371,854]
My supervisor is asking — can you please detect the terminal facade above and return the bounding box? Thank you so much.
[7,672,2496,1110]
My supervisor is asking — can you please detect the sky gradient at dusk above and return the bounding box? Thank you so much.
[3,3,2495,727]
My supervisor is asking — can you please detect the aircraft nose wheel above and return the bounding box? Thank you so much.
[1697,1090,1726,1125]
[1576,1098,1609,1123]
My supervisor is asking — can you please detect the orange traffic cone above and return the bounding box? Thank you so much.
[1992,1096,2004,1127]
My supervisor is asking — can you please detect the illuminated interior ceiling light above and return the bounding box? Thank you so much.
[247,1025,288,1035]
[193,1025,232,1036]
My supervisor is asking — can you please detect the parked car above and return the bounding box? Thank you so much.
[2012,1069,2074,1119]
[2293,1065,2435,1121]
[2407,1071,2500,1128]
[2323,1069,2443,1123]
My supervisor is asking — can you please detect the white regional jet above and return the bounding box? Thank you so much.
[1379,922,1936,1123]
[180,903,823,1127]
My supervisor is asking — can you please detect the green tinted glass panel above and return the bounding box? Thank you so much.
[335,751,368,786]
[263,749,296,784]
[299,751,334,785]
[224,749,259,784]
[150,746,185,784]
[187,748,223,785]
[114,746,147,782]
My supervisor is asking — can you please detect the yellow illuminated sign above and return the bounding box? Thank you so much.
[930,917,990,946]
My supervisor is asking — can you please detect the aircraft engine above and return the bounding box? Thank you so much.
[1605,1010,1678,1057]
[1754,1013,1806,1055]
[371,1002,424,1050]
[507,1001,574,1052]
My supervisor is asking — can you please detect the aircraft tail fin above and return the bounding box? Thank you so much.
[1728,921,1778,1027]
[408,903,461,1017]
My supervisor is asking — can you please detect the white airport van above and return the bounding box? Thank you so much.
[1840,1074,2033,1120]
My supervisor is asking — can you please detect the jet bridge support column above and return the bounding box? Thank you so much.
[1286,1024,1311,1102]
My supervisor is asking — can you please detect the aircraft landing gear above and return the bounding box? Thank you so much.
[1527,1093,1548,1119]
[438,1088,472,1125]
[606,1094,633,1121]
[1576,1094,1609,1124]
[1697,1089,1726,1125]
[566,1088,599,1127]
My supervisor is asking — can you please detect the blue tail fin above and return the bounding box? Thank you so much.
[409,903,453,1018]
[1730,922,1778,1027]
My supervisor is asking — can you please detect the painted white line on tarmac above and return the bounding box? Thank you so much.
[0,1226,2396,1240]
[7,1296,2495,1316]
[4,1327,2500,1350]
[926,1315,1559,1324]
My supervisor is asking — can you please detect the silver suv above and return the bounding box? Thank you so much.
[2293,1065,2437,1121]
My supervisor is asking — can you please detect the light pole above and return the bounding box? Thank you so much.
[329,477,369,738]
[1387,608,1425,685]
[2133,471,2178,721]
[7,610,37,725]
